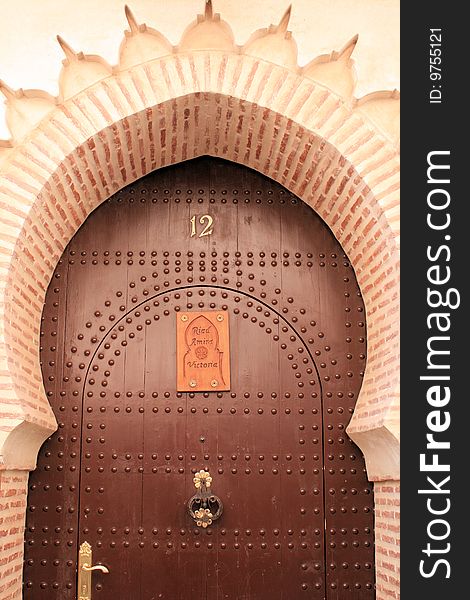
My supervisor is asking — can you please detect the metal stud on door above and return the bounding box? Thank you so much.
[24,157,375,600]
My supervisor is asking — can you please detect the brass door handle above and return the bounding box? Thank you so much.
[82,564,109,574]
[78,541,108,600]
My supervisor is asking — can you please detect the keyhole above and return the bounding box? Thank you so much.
[199,436,205,443]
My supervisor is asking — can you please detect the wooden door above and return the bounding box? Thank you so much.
[24,157,374,599]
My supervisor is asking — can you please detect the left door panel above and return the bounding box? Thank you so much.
[24,259,81,599]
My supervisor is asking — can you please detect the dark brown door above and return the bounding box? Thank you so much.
[24,157,374,599]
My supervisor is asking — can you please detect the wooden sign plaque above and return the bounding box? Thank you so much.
[176,310,231,392]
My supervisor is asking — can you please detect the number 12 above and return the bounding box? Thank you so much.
[190,214,214,238]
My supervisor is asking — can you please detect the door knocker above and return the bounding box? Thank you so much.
[188,470,223,528]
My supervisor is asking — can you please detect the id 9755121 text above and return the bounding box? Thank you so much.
[429,28,442,104]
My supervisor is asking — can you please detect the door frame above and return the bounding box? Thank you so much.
[0,41,399,600]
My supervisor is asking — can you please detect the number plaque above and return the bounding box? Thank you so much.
[176,311,230,392]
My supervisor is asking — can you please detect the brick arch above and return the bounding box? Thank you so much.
[0,54,399,484]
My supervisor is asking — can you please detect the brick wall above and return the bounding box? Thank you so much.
[0,471,27,600]
[375,481,400,599]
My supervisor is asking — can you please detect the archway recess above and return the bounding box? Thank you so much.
[0,3,399,599]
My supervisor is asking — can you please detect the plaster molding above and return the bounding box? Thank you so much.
[56,35,113,102]
[118,5,174,70]
[0,81,56,145]
[0,1,400,151]
[178,0,235,52]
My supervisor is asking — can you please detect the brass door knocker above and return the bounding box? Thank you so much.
[188,470,223,528]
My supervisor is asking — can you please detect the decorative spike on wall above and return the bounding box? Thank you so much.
[0,0,399,157]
